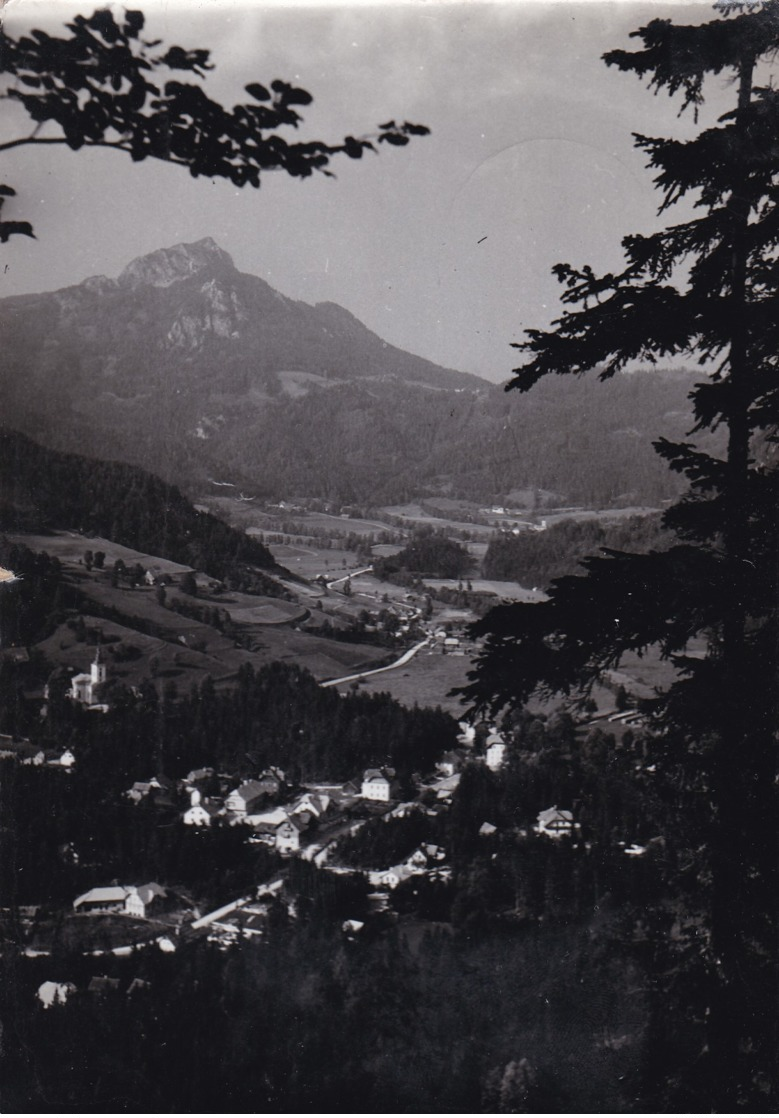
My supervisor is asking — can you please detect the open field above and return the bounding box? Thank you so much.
[379,504,495,539]
[422,578,547,602]
[7,531,192,575]
[336,645,474,714]
[262,540,359,580]
[10,531,390,685]
[224,600,307,625]
[197,495,399,541]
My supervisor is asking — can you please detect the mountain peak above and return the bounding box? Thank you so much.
[118,237,235,289]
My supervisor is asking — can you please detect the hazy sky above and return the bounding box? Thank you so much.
[1,0,725,381]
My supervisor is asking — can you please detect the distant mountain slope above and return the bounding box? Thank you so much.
[0,238,718,507]
[0,429,281,583]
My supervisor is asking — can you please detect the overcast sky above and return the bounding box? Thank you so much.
[1,0,724,382]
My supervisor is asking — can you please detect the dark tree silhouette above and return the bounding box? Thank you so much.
[461,3,779,1108]
[0,8,428,241]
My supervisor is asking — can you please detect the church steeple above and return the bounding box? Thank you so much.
[90,644,107,687]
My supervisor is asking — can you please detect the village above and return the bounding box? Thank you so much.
[4,639,651,997]
[0,515,653,1015]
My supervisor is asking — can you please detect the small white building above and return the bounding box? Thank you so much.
[182,789,218,827]
[485,739,507,771]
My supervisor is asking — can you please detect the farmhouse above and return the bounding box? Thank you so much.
[73,882,168,918]
[535,806,578,840]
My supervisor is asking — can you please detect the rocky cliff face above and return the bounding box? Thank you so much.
[0,238,707,508]
[118,237,236,289]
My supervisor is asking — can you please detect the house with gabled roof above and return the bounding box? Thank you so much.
[361,767,399,802]
[45,747,76,769]
[125,883,167,918]
[225,779,265,817]
[535,806,578,839]
[256,767,287,797]
[290,791,331,820]
[18,744,46,766]
[276,815,306,855]
[182,789,221,827]
[73,882,168,919]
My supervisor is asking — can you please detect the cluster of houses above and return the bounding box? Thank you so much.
[124,763,405,858]
[0,734,76,769]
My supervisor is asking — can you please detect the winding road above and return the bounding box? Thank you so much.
[321,637,432,688]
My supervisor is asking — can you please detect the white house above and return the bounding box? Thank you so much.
[124,883,167,919]
[37,981,77,1009]
[182,789,218,827]
[45,748,76,769]
[485,739,507,771]
[535,806,577,840]
[70,648,108,708]
[276,816,305,855]
[290,792,331,820]
[361,768,398,802]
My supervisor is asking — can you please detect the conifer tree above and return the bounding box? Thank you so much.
[462,3,779,1107]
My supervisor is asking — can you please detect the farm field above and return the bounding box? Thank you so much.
[422,578,547,602]
[379,504,494,539]
[336,646,474,715]
[262,540,359,581]
[10,532,390,686]
[6,531,192,575]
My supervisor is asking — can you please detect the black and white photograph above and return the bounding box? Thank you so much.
[0,0,776,1110]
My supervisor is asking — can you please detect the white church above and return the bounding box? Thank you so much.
[70,647,108,709]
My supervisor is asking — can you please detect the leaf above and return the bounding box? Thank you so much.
[401,122,430,136]
[245,82,271,102]
[344,136,364,159]
[379,133,409,146]
[0,221,35,243]
[123,11,145,39]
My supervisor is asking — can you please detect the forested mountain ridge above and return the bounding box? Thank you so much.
[0,237,720,507]
[0,429,281,582]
